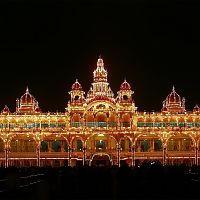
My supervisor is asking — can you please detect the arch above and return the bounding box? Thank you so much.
[154,117,162,127]
[108,113,117,127]
[57,117,66,128]
[121,113,130,127]
[134,133,163,152]
[40,134,68,153]
[85,113,94,127]
[96,112,107,127]
[89,153,113,167]
[72,114,81,122]
[167,133,194,151]
[71,114,81,127]
[86,101,116,113]
[145,117,153,127]
[119,136,132,152]
[10,135,36,152]
[96,112,107,122]
[85,133,118,153]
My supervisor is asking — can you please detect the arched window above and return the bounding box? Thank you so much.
[52,141,61,152]
[141,140,150,152]
[41,141,48,152]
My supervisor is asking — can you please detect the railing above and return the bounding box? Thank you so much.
[137,122,200,128]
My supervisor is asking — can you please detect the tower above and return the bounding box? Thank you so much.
[86,56,114,101]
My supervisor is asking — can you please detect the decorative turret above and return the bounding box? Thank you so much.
[162,86,185,114]
[16,87,41,114]
[116,79,134,104]
[1,105,10,115]
[68,79,85,104]
[193,104,200,114]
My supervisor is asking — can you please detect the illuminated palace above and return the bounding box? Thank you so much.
[0,57,200,168]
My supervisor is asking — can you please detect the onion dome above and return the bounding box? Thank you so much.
[193,104,200,113]
[166,86,181,104]
[20,87,35,105]
[1,105,10,115]
[120,79,131,90]
[72,79,82,90]
[162,86,185,114]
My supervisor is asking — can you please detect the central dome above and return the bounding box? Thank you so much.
[167,86,181,104]
[20,87,35,105]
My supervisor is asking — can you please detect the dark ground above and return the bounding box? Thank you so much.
[0,163,200,200]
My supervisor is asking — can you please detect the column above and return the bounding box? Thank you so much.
[131,144,135,167]
[36,143,40,167]
[162,144,167,166]
[82,143,86,166]
[4,147,8,168]
[68,145,71,167]
[117,144,120,167]
[195,143,198,166]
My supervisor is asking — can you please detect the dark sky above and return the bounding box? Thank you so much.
[0,0,200,113]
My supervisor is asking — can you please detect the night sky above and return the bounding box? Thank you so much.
[0,0,200,113]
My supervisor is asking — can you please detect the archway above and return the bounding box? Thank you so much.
[40,134,68,167]
[167,133,194,166]
[86,133,117,153]
[9,135,37,167]
[90,153,112,167]
[119,137,131,152]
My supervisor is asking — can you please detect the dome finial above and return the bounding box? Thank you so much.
[124,77,126,82]
[26,86,29,93]
[99,54,101,59]
[172,85,175,92]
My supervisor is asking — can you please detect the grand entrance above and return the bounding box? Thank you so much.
[90,153,112,167]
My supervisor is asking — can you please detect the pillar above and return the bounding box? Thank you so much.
[4,147,8,168]
[163,143,167,166]
[82,143,86,166]
[117,144,120,167]
[195,143,198,166]
[36,143,40,167]
[68,145,71,167]
[131,144,135,167]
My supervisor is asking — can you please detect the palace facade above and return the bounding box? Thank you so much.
[0,57,200,168]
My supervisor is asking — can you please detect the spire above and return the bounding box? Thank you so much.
[172,85,175,92]
[26,86,29,93]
